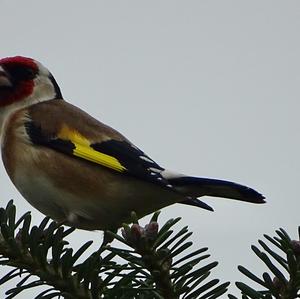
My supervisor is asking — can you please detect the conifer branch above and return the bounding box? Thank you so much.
[0,201,229,298]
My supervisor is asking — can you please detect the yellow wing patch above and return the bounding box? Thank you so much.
[57,125,126,172]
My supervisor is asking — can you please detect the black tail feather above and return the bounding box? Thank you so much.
[170,176,265,204]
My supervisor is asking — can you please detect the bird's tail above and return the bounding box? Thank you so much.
[167,176,265,210]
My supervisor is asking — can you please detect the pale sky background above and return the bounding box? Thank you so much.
[0,1,299,298]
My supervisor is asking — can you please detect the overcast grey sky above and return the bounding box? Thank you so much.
[0,1,300,297]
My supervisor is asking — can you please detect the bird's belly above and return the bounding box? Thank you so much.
[14,171,72,222]
[13,169,115,229]
[13,166,180,230]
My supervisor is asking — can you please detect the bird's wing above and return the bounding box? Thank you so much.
[25,100,170,187]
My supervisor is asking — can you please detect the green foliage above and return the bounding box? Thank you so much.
[0,201,229,299]
[229,228,300,299]
[1,200,300,298]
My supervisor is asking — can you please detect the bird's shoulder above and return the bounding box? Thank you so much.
[27,99,126,143]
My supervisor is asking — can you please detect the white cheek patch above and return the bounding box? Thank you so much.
[32,76,56,102]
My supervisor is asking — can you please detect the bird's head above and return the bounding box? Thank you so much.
[0,56,62,109]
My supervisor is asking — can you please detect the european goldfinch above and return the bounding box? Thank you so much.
[0,56,265,231]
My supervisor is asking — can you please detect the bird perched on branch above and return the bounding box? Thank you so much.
[0,56,265,232]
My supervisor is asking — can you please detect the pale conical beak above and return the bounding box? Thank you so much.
[0,66,12,88]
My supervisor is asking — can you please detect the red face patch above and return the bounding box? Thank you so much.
[0,81,34,107]
[0,56,38,71]
[0,56,38,107]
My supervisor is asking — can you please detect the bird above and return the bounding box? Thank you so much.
[0,56,265,232]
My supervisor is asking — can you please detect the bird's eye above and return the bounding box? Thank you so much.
[7,66,37,81]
